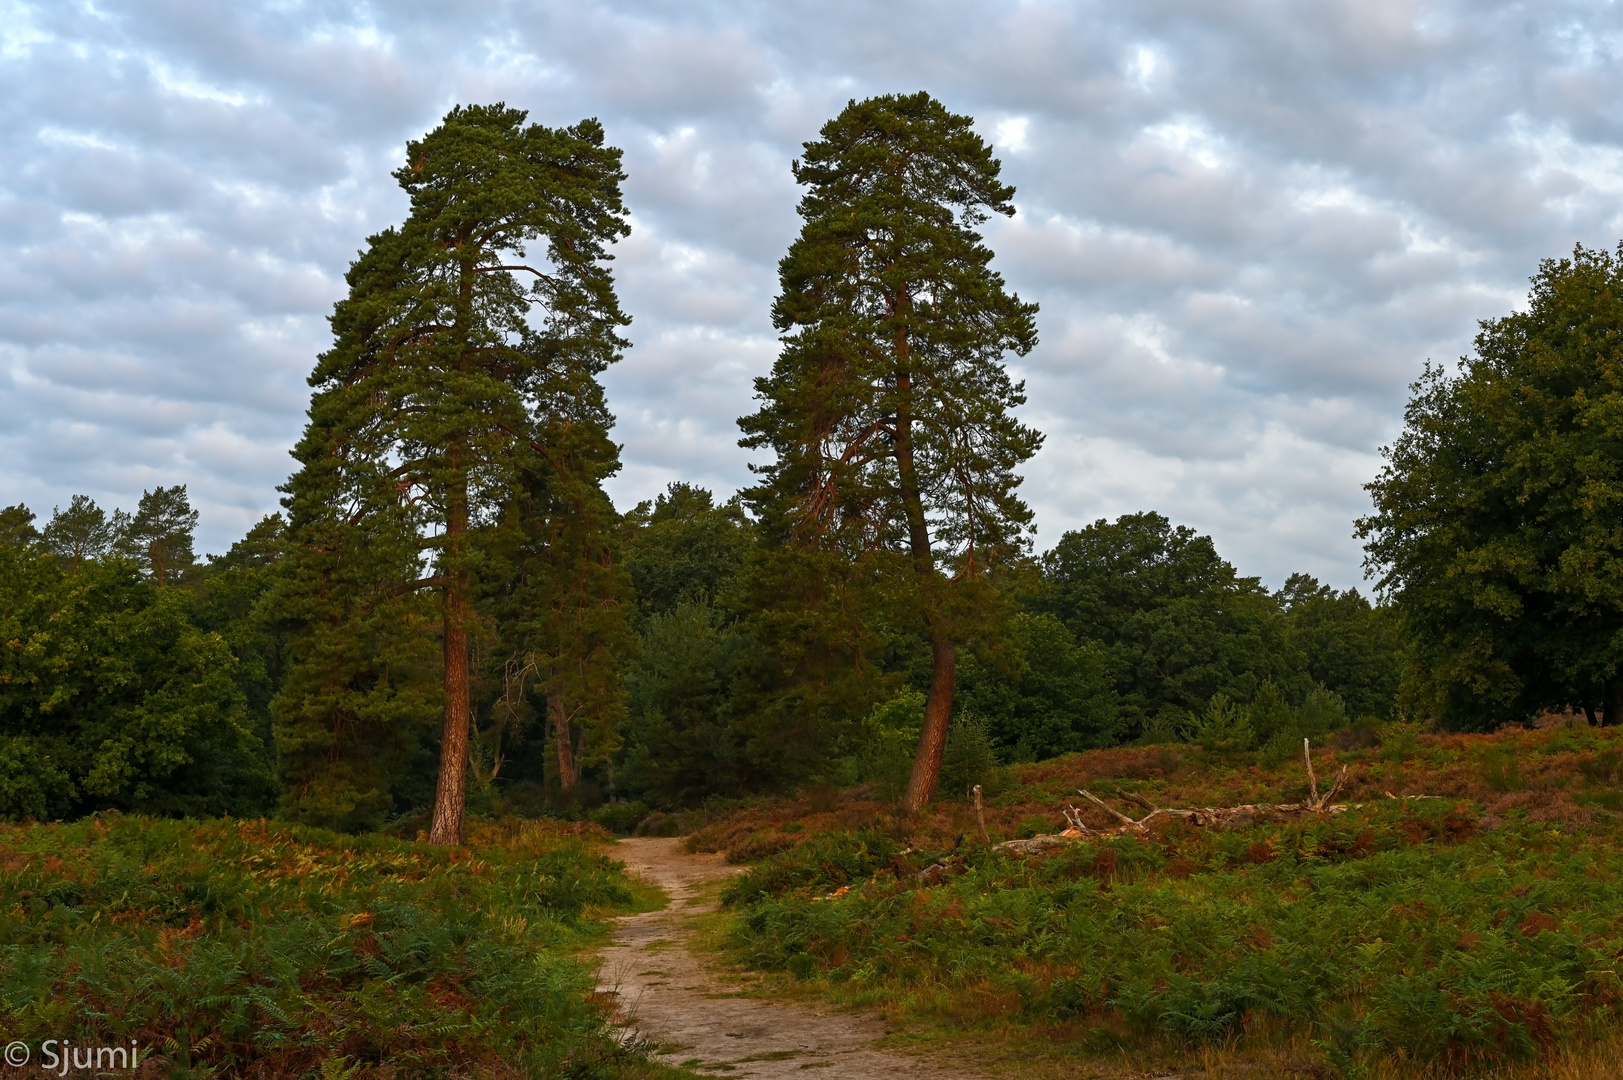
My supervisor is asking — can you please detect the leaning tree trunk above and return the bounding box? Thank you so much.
[904,633,956,811]
[1606,676,1623,727]
[429,468,472,846]
[894,362,956,813]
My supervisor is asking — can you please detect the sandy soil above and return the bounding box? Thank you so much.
[595,837,992,1079]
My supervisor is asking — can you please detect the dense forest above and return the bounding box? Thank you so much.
[4,94,1618,841]
[0,480,1398,829]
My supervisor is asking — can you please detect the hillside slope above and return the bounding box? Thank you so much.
[695,724,1623,1078]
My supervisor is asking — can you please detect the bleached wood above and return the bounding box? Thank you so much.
[1078,789,1138,826]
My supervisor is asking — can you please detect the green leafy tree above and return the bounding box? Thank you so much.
[621,483,753,619]
[618,600,755,807]
[0,542,271,819]
[117,484,198,585]
[1041,512,1305,731]
[1276,573,1401,720]
[739,92,1041,810]
[190,514,290,776]
[1361,244,1623,728]
[956,612,1120,761]
[42,495,127,571]
[276,104,631,840]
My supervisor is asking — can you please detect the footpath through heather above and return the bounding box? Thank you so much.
[595,837,993,1080]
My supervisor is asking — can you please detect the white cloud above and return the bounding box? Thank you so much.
[995,115,1030,153]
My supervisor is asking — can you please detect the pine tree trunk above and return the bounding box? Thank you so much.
[429,473,472,846]
[1605,677,1623,727]
[905,636,956,811]
[893,361,956,813]
[550,686,577,790]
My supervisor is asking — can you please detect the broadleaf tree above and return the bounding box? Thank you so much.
[276,104,630,842]
[739,92,1041,810]
[1360,243,1623,727]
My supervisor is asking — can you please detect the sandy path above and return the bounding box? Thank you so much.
[596,837,991,1079]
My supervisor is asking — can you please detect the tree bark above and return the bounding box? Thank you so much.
[893,360,956,812]
[1605,677,1623,727]
[1585,703,1599,726]
[428,469,472,846]
[904,635,955,811]
[550,685,578,790]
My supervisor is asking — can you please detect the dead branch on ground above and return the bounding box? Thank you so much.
[992,741,1382,857]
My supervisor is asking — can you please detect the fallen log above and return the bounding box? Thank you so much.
[995,741,1373,855]
[996,800,1355,854]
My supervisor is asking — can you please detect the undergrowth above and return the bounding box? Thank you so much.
[710,724,1623,1076]
[0,814,667,1079]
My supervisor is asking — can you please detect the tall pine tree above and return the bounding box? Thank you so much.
[739,92,1041,809]
[276,104,630,842]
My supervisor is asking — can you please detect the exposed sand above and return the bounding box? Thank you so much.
[595,837,992,1079]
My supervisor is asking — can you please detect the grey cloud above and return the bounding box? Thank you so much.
[5,0,1623,580]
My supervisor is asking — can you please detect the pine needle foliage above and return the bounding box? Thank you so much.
[274,103,630,841]
[739,91,1041,810]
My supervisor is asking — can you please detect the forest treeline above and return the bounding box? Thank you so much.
[0,487,1394,828]
[6,92,1622,836]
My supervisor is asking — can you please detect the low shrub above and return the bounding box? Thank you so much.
[721,830,903,906]
[0,814,653,1078]
[681,724,1623,1071]
[590,799,651,834]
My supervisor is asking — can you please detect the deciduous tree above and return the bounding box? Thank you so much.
[1361,243,1623,727]
[1040,512,1303,730]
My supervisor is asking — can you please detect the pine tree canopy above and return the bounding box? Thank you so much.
[738,91,1041,809]
[0,505,37,548]
[43,495,127,571]
[0,95,1434,832]
[276,103,630,843]
[741,91,1041,561]
[119,485,198,585]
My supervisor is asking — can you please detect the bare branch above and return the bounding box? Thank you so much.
[474,264,558,283]
[1303,738,1319,805]
[1078,789,1137,827]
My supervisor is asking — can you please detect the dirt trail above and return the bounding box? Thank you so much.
[597,837,991,1079]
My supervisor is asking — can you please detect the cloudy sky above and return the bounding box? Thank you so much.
[2,0,1619,588]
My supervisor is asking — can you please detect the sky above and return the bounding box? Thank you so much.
[3,0,1621,589]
